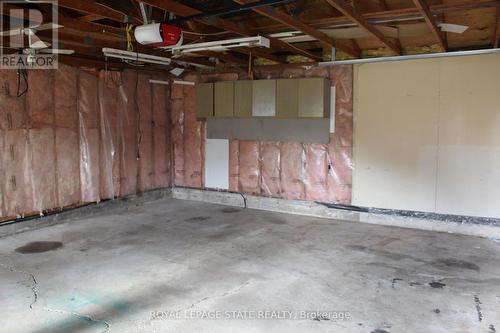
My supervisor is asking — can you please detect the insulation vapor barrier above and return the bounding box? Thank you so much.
[0,65,172,222]
[177,65,354,204]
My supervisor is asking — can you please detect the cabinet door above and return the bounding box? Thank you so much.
[298,78,329,118]
[234,80,252,117]
[214,81,234,117]
[276,79,299,118]
[252,80,276,117]
[196,83,214,118]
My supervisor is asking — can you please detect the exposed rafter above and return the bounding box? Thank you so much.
[494,6,500,48]
[233,0,359,58]
[137,0,321,61]
[79,14,105,22]
[257,0,499,33]
[57,0,138,23]
[323,0,401,55]
[411,0,447,52]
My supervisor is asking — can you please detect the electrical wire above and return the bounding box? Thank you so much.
[16,68,28,97]
[126,24,134,52]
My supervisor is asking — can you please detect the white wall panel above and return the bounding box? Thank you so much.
[205,139,229,190]
[436,54,500,217]
[352,60,440,211]
[353,53,500,218]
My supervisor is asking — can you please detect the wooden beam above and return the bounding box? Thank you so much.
[57,0,138,24]
[257,0,500,33]
[233,47,284,63]
[197,51,248,66]
[79,14,105,22]
[411,0,447,51]
[495,6,500,48]
[323,0,401,54]
[233,0,359,58]
[137,0,320,61]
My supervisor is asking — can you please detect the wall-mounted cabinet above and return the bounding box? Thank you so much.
[276,79,299,118]
[196,83,214,119]
[298,78,330,118]
[234,80,253,117]
[196,78,330,120]
[252,79,276,117]
[214,81,234,117]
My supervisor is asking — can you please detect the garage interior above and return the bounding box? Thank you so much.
[1,0,500,332]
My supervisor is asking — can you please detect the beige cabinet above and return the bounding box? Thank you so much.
[214,81,234,117]
[252,80,276,117]
[276,79,299,118]
[195,83,214,119]
[298,78,330,118]
[234,80,253,117]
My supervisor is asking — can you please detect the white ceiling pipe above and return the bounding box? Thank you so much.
[319,48,500,66]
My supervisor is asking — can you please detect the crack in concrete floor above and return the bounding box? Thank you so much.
[0,262,110,333]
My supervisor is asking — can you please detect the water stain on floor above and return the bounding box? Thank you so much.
[221,208,241,213]
[15,241,63,254]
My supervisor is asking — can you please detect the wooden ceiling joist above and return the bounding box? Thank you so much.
[323,0,401,55]
[411,0,447,52]
[79,14,106,22]
[233,0,359,58]
[494,6,500,48]
[137,0,320,61]
[57,0,138,24]
[258,0,499,33]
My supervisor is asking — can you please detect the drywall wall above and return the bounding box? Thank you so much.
[436,54,500,218]
[0,65,172,221]
[353,53,500,218]
[171,65,354,204]
[352,59,440,212]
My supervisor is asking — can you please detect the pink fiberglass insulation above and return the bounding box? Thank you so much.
[326,66,353,204]
[238,141,261,195]
[260,141,281,197]
[183,85,203,188]
[2,130,35,217]
[228,139,240,192]
[330,66,353,148]
[304,144,328,202]
[27,70,54,128]
[137,74,155,192]
[98,71,120,199]
[152,80,171,188]
[280,142,306,200]
[118,71,139,196]
[54,65,81,208]
[171,94,185,186]
[30,128,57,212]
[55,128,80,207]
[27,71,58,213]
[78,71,100,203]
[0,65,172,222]
[0,92,26,130]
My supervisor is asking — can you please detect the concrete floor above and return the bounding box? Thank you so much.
[1,197,500,333]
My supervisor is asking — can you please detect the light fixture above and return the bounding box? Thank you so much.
[169,36,270,55]
[102,48,172,66]
[102,48,212,69]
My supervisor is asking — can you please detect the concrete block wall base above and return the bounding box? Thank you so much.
[0,188,172,238]
[2,186,499,240]
[172,188,500,240]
